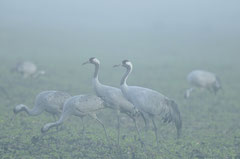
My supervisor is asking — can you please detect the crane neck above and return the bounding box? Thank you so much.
[43,112,66,132]
[121,65,132,86]
[21,105,41,116]
[92,63,103,93]
[93,63,100,80]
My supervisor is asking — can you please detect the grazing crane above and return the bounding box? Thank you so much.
[41,94,109,142]
[12,61,45,78]
[184,70,222,99]
[82,57,144,146]
[13,91,71,120]
[114,60,182,149]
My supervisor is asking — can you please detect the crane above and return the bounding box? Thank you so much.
[114,60,182,149]
[82,57,144,146]
[13,90,71,120]
[185,70,222,99]
[12,61,45,78]
[41,94,109,142]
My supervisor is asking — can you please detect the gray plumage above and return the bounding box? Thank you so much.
[83,57,142,145]
[115,60,182,149]
[13,91,71,117]
[185,70,222,99]
[12,61,45,78]
[41,94,109,141]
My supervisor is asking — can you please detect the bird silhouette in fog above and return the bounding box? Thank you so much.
[12,61,45,78]
[184,70,222,99]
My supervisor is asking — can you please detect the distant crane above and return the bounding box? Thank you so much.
[184,70,222,99]
[12,61,45,78]
[13,91,71,120]
[114,60,182,149]
[82,57,144,146]
[41,94,109,142]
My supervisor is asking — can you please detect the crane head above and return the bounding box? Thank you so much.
[13,104,25,114]
[122,60,132,68]
[113,59,132,69]
[82,57,100,65]
[41,123,52,133]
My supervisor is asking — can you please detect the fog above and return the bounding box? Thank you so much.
[1,0,239,91]
[1,0,240,59]
[1,0,240,32]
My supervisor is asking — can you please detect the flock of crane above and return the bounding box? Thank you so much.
[13,57,222,149]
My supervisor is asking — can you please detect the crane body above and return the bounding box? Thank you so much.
[185,70,222,98]
[115,60,182,149]
[14,90,71,117]
[41,94,109,141]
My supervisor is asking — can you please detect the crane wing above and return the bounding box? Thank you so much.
[73,95,104,113]
[126,86,182,138]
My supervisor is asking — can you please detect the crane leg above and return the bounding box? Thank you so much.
[132,117,145,148]
[184,87,194,99]
[117,110,120,146]
[81,117,85,139]
[151,117,160,151]
[53,115,59,131]
[52,114,61,149]
[90,113,109,143]
[53,114,63,132]
[140,112,149,131]
[58,114,64,131]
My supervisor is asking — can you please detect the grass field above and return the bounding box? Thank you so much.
[0,26,240,159]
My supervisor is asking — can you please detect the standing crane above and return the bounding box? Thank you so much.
[184,70,222,99]
[41,94,109,142]
[114,60,182,149]
[13,91,71,120]
[82,57,144,146]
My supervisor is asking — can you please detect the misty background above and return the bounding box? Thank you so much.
[0,0,239,94]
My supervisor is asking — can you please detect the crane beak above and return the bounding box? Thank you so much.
[82,61,90,65]
[113,64,121,68]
